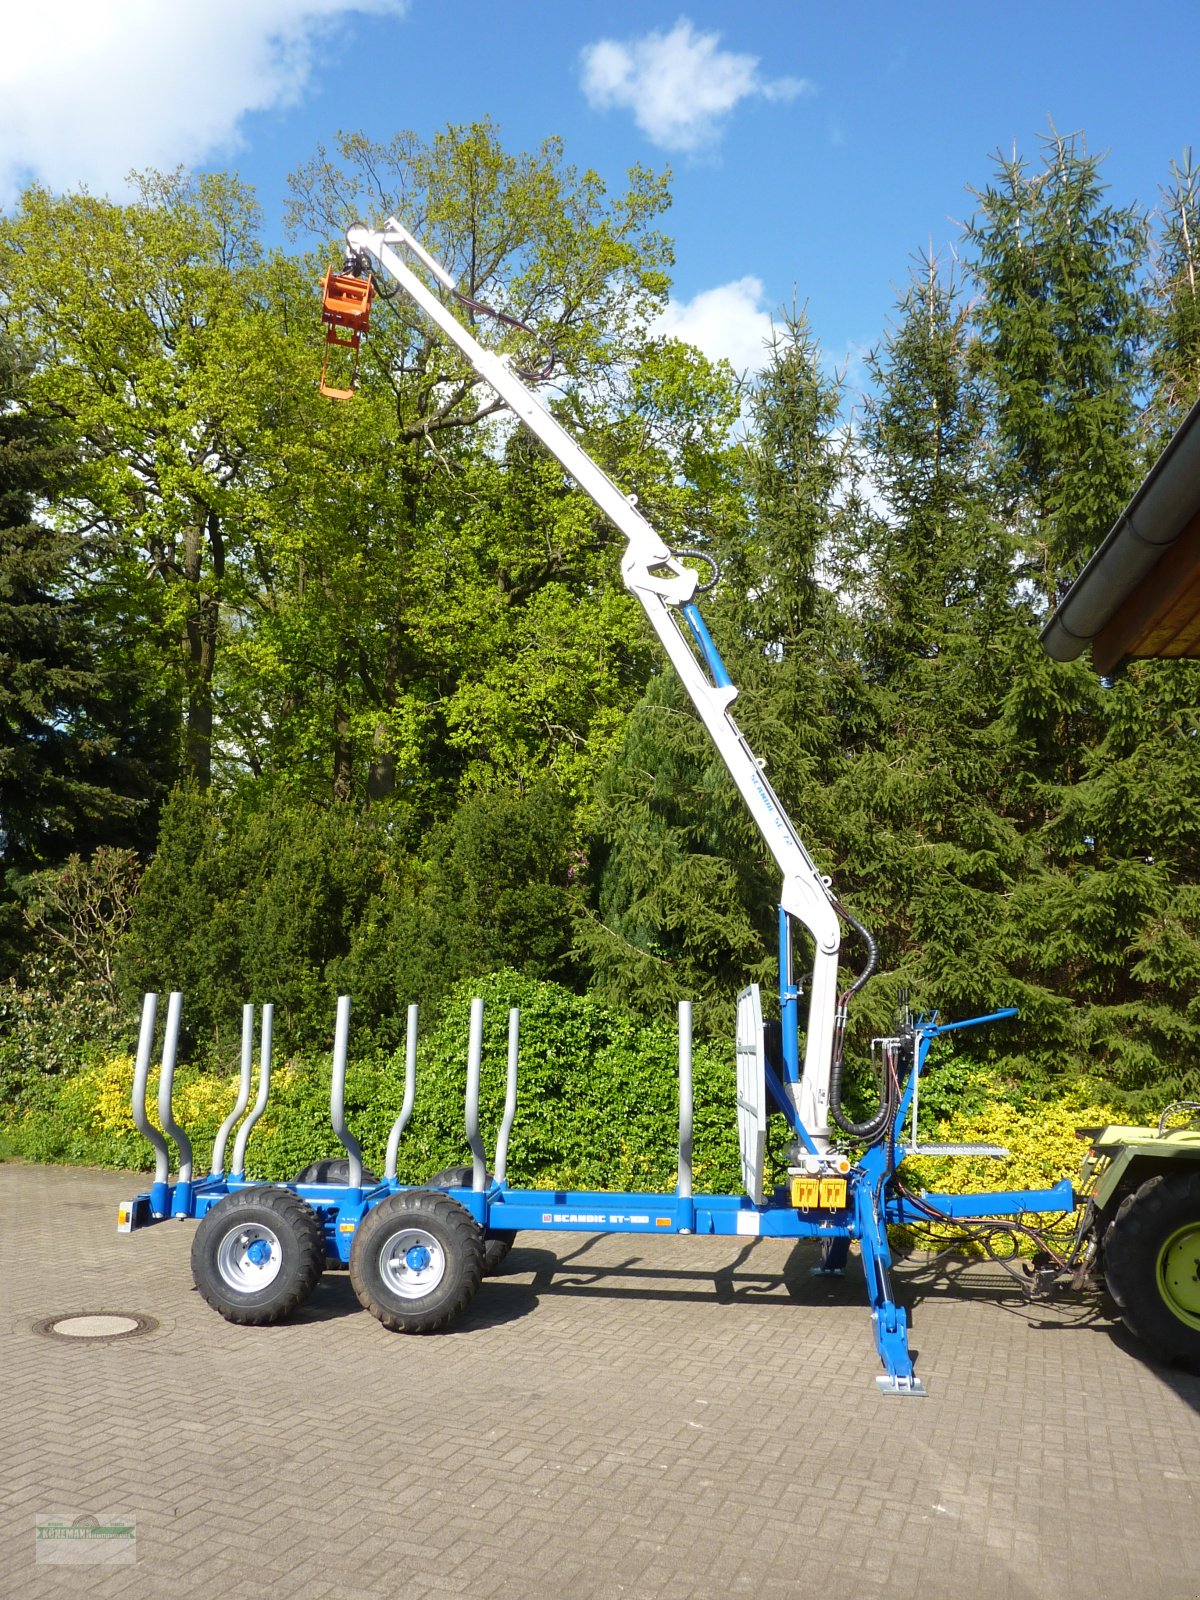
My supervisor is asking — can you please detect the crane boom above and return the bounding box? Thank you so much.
[344,220,846,1149]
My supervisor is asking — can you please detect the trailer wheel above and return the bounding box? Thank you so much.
[1104,1171,1200,1366]
[350,1189,483,1333]
[426,1164,516,1275]
[192,1187,325,1326]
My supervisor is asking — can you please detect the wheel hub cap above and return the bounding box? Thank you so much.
[1156,1223,1200,1329]
[216,1224,284,1292]
[380,1228,445,1299]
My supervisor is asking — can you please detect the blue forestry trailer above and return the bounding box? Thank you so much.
[121,223,1115,1394]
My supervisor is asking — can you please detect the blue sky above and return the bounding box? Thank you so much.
[3,2,1196,393]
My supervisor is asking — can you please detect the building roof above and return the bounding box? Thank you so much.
[1040,391,1200,672]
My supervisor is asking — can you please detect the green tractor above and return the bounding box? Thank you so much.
[1042,388,1200,1368]
[1079,1109,1200,1363]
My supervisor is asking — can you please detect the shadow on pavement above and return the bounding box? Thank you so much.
[288,1254,544,1335]
[506,1236,840,1308]
[502,1237,1200,1413]
[891,1249,1200,1415]
[279,1234,1200,1410]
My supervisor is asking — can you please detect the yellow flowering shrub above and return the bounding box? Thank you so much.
[895,1079,1125,1253]
[20,1053,247,1172]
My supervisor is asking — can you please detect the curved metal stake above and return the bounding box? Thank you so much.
[231,1003,272,1181]
[384,1004,418,1182]
[465,997,486,1191]
[678,1001,694,1228]
[156,991,194,1215]
[211,1004,255,1178]
[132,993,171,1216]
[330,994,364,1189]
[493,1008,519,1185]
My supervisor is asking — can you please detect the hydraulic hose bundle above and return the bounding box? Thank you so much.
[827,902,900,1143]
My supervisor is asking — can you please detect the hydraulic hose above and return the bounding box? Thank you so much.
[835,900,877,999]
[827,902,895,1142]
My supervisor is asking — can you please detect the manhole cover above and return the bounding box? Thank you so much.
[34,1313,158,1343]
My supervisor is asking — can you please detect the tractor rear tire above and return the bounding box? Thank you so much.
[1104,1170,1200,1368]
[426,1164,516,1275]
[192,1187,325,1326]
[350,1189,484,1333]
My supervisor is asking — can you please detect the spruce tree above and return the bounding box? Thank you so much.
[580,670,777,1027]
[0,337,169,972]
[963,132,1200,1102]
[858,255,1003,673]
[581,312,861,1028]
[963,128,1148,587]
[1147,148,1200,438]
[711,308,869,843]
[841,258,1042,1033]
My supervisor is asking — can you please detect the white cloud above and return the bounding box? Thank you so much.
[0,0,405,206]
[579,19,812,152]
[653,276,775,375]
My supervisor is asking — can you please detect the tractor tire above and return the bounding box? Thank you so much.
[350,1189,484,1333]
[1104,1170,1200,1367]
[192,1187,325,1326]
[426,1164,517,1275]
[292,1158,380,1186]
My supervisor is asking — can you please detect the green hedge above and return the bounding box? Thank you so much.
[1,969,1121,1247]
[1,972,743,1194]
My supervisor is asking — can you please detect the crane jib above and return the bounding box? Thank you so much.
[343,220,845,1150]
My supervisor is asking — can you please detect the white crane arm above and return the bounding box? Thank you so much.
[345,221,843,1147]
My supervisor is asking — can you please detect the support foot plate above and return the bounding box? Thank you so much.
[876,1374,927,1396]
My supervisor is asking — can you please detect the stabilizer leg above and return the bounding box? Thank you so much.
[855,1181,926,1396]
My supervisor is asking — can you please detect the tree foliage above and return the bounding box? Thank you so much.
[4,120,1200,1119]
[963,128,1148,585]
[116,781,579,1057]
[0,336,169,971]
[1148,147,1200,438]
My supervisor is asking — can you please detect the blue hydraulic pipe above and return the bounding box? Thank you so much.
[764,1059,819,1155]
[778,907,801,1085]
[680,603,734,689]
[891,1008,1020,1142]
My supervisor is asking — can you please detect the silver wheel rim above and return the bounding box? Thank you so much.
[379,1227,445,1299]
[216,1222,283,1292]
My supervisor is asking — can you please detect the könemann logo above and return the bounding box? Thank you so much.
[36,1513,136,1564]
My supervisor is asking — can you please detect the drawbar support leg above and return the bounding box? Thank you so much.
[854,1176,926,1396]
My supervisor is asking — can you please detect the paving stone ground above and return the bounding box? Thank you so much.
[2,1160,1198,1599]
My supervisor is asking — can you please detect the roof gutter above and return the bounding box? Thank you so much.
[1040,390,1200,662]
